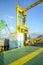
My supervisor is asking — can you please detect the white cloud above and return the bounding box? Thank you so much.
[0,29,6,34]
[9,26,14,32]
[0,29,9,39]
[7,16,14,19]
[30,32,43,35]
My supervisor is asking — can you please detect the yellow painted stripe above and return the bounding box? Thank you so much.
[10,48,43,65]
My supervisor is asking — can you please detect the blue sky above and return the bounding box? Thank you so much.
[0,0,43,34]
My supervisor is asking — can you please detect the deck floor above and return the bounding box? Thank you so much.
[0,46,43,65]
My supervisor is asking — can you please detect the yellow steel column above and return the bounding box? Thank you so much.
[23,11,26,27]
[20,27,21,33]
[24,16,26,27]
[20,14,22,25]
[16,5,18,32]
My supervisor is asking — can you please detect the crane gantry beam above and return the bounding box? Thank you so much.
[17,0,43,15]
[22,0,43,12]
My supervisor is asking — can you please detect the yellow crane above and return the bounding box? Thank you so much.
[16,0,43,46]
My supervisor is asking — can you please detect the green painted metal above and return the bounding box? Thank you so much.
[0,20,7,30]
[0,46,43,65]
